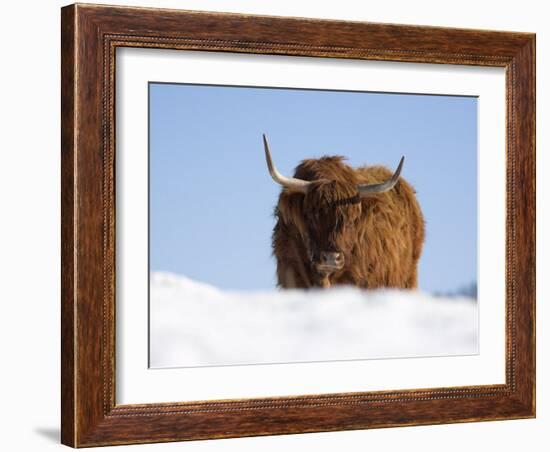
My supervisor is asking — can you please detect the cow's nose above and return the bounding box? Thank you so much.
[320,251,344,268]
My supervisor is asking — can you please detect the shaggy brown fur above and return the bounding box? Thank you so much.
[272,156,425,289]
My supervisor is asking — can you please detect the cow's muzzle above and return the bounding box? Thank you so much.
[315,251,345,274]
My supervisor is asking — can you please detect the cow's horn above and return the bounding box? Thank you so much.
[357,156,405,197]
[263,134,311,193]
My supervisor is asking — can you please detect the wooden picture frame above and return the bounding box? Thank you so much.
[61,3,535,447]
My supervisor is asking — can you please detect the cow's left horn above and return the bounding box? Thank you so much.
[263,134,312,193]
[357,156,405,197]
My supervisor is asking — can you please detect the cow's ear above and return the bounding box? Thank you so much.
[279,196,307,233]
[275,198,291,225]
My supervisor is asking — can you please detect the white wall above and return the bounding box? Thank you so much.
[0,1,545,450]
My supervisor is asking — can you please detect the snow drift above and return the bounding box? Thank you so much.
[150,272,478,368]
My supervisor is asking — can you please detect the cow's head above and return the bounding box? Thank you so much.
[263,134,404,287]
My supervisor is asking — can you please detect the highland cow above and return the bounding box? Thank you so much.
[264,134,425,289]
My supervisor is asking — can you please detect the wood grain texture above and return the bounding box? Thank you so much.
[60,5,76,446]
[60,3,536,447]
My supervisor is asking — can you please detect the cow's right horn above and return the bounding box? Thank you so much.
[357,156,405,197]
[263,134,311,193]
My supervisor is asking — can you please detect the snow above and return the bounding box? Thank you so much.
[150,272,478,368]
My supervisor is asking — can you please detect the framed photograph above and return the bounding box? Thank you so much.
[61,3,535,447]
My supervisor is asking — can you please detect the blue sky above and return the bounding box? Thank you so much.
[149,83,477,293]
